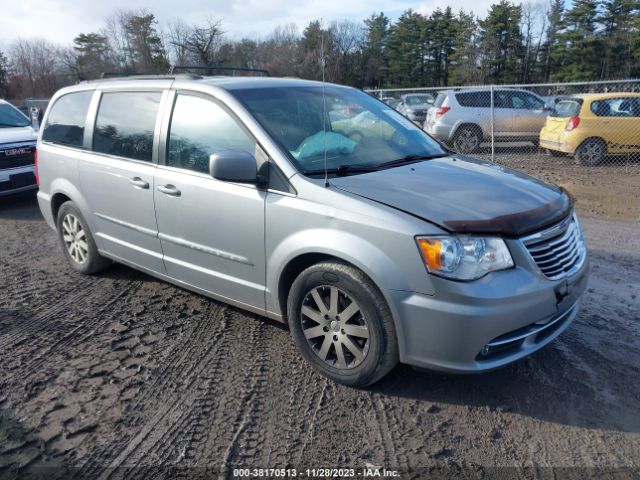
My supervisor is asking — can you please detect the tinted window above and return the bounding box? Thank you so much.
[42,91,93,147]
[552,100,582,117]
[456,91,490,108]
[167,94,257,174]
[93,92,161,161]
[591,98,640,117]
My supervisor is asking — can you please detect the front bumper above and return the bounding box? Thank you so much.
[389,255,589,373]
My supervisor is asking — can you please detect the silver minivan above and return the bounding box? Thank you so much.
[37,75,588,387]
[425,88,551,153]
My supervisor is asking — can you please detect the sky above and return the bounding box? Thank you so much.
[0,0,501,51]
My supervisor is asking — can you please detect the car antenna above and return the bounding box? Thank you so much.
[321,20,329,188]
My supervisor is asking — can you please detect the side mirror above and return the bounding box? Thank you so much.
[543,104,554,111]
[209,150,260,184]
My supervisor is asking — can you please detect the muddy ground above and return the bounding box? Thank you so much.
[1,184,639,479]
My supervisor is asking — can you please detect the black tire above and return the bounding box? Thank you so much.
[287,261,398,388]
[575,138,606,166]
[452,125,482,154]
[56,201,111,275]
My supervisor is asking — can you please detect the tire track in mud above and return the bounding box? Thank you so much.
[4,281,144,386]
[217,318,271,474]
[83,302,233,476]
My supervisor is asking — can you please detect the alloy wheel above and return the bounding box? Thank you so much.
[300,285,370,370]
[579,140,605,165]
[454,128,480,153]
[62,213,89,264]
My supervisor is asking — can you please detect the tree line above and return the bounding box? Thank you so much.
[1,0,638,99]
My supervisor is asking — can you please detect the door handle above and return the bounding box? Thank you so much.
[129,177,149,189]
[157,184,181,197]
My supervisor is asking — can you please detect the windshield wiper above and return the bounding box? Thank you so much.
[376,153,450,169]
[304,164,379,177]
[0,123,28,128]
[335,164,380,176]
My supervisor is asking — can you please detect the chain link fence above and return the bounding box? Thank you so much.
[368,80,640,223]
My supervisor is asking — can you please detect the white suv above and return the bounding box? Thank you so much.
[0,100,38,196]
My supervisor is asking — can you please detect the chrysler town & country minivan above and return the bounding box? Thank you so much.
[36,75,589,387]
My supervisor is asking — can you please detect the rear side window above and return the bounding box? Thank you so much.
[455,91,490,108]
[591,98,640,117]
[93,91,162,162]
[167,93,257,173]
[42,91,93,147]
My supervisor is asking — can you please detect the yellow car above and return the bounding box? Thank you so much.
[539,93,640,165]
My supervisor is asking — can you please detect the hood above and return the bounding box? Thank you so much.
[0,126,37,146]
[331,155,572,237]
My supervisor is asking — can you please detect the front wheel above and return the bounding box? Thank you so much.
[56,201,111,275]
[287,262,398,388]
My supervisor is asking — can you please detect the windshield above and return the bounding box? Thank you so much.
[405,95,432,106]
[551,100,582,118]
[232,86,447,176]
[0,103,31,128]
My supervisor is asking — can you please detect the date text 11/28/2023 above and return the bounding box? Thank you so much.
[232,467,401,478]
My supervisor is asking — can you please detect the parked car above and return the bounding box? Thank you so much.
[380,96,401,110]
[37,76,588,387]
[539,93,640,166]
[0,100,38,196]
[425,88,551,153]
[397,93,435,123]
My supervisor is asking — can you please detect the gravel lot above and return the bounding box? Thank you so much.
[1,186,639,479]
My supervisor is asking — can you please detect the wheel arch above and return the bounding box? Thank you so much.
[48,178,93,230]
[453,122,485,141]
[268,229,414,325]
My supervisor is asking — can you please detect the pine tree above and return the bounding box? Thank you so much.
[384,10,429,87]
[478,0,524,84]
[363,12,390,88]
[552,0,604,81]
[600,0,639,79]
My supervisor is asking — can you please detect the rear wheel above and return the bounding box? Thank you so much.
[287,262,398,387]
[452,125,482,153]
[56,201,111,275]
[575,138,606,166]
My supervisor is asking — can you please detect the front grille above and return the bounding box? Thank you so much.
[0,145,36,170]
[522,214,586,280]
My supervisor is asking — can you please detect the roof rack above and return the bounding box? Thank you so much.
[100,72,203,80]
[168,65,270,77]
[95,65,270,82]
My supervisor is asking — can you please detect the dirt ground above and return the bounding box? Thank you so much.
[480,147,640,222]
[1,184,639,479]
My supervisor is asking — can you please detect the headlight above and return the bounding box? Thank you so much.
[416,235,514,280]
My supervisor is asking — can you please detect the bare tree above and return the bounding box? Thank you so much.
[9,38,71,97]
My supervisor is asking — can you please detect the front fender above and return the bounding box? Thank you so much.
[267,227,419,315]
